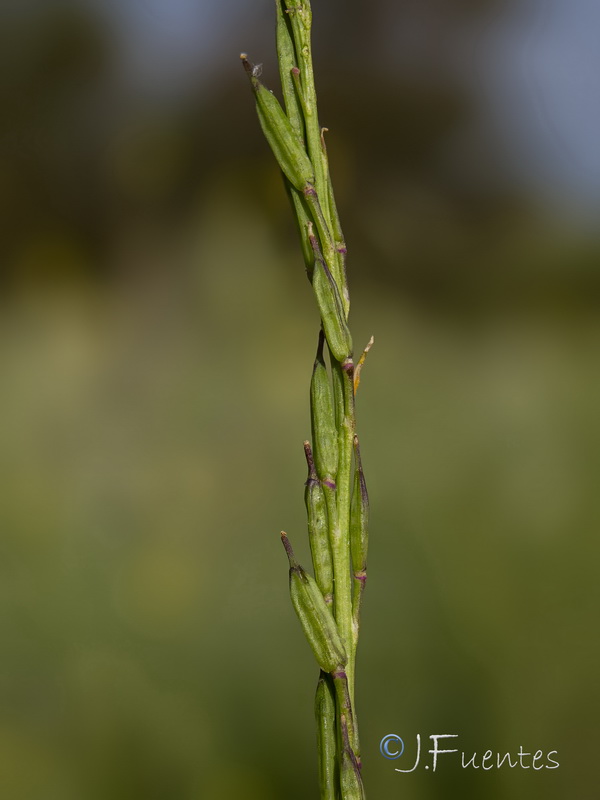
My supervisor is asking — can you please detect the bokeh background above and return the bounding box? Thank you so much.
[1,0,599,797]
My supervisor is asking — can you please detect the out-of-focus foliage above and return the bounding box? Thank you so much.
[0,1,598,798]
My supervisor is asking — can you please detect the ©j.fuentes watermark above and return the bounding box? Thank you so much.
[380,734,559,772]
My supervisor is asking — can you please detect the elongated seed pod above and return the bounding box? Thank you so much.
[284,180,314,277]
[304,188,341,294]
[315,672,338,800]
[324,137,350,316]
[304,441,333,604]
[241,56,314,192]
[333,668,360,761]
[340,715,366,799]
[341,752,365,800]
[350,435,369,576]
[275,0,304,140]
[309,228,353,363]
[310,332,339,481]
[330,352,344,433]
[282,532,347,673]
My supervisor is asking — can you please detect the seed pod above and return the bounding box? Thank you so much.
[350,435,369,576]
[275,1,304,140]
[281,532,347,673]
[333,668,360,761]
[309,226,353,363]
[241,55,314,192]
[322,128,350,315]
[340,715,366,800]
[330,355,344,433]
[315,672,338,800]
[284,180,314,277]
[310,332,339,481]
[303,189,339,291]
[304,441,333,603]
[313,256,352,364]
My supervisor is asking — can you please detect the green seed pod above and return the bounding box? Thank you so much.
[341,753,365,800]
[330,355,344,432]
[315,672,337,800]
[350,435,369,576]
[341,749,365,799]
[310,332,339,481]
[281,532,347,673]
[321,128,349,314]
[340,715,366,799]
[241,55,314,192]
[309,225,353,363]
[284,180,314,277]
[329,200,350,316]
[304,441,333,604]
[275,1,304,140]
[333,668,360,760]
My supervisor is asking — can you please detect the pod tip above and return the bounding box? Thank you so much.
[240,54,253,77]
[303,441,318,481]
[280,531,297,566]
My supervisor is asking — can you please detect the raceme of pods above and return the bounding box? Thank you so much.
[242,1,372,797]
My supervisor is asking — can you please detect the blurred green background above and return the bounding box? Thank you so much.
[1,0,599,797]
